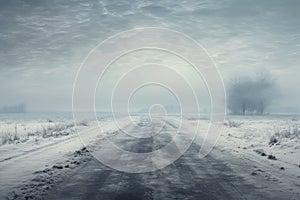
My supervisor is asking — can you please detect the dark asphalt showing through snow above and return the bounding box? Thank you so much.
[46,118,291,200]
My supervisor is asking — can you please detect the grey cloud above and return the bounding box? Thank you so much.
[0,0,299,112]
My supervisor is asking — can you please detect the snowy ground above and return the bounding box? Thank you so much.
[0,114,299,199]
[188,115,300,169]
[0,115,133,199]
[190,115,300,197]
[219,116,300,173]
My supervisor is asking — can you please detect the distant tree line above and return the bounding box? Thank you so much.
[0,103,26,113]
[227,70,278,115]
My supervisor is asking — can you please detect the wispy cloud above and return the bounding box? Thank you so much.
[0,0,299,112]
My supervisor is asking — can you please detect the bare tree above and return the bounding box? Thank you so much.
[227,69,277,115]
[255,69,277,115]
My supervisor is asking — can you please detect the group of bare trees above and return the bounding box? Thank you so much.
[227,70,278,115]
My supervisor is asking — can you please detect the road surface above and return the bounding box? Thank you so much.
[45,117,295,200]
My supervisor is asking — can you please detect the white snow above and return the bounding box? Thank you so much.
[0,116,133,199]
[218,116,300,169]
[1,114,299,199]
[186,115,300,196]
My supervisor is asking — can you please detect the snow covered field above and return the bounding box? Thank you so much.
[187,115,300,168]
[189,115,300,197]
[0,114,299,199]
[220,115,300,170]
[0,113,133,199]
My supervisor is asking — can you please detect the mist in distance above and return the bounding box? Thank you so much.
[0,0,299,114]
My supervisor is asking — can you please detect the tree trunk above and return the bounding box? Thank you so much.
[242,103,246,115]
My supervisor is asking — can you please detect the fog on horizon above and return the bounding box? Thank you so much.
[0,0,299,114]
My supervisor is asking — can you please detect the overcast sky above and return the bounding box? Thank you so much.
[0,0,299,113]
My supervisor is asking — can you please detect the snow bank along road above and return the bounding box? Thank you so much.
[41,117,298,200]
[1,117,299,199]
[0,118,131,199]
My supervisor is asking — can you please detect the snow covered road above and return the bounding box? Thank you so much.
[42,118,298,200]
